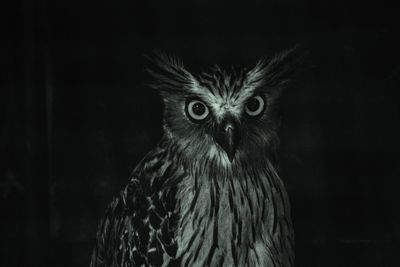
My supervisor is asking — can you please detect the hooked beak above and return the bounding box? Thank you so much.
[214,117,241,162]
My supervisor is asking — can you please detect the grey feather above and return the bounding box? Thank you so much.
[90,50,297,267]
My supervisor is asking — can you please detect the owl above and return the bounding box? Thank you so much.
[90,49,298,267]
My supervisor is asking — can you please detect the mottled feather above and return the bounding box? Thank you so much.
[91,49,299,267]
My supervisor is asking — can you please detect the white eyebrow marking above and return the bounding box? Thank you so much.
[204,95,245,121]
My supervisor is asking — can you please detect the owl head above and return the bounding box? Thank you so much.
[147,49,299,168]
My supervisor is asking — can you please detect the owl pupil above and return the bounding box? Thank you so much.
[247,98,259,112]
[192,103,205,115]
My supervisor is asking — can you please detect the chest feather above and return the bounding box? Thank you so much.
[173,163,293,267]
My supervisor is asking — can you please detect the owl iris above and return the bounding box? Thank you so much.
[91,49,297,267]
[186,99,209,122]
[245,95,265,116]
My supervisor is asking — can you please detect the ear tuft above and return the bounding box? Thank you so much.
[246,46,305,92]
[145,51,196,93]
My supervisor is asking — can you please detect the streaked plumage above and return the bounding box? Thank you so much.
[90,49,298,267]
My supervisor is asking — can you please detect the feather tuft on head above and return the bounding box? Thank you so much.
[245,46,304,96]
[145,51,198,94]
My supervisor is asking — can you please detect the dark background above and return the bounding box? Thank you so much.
[2,0,400,266]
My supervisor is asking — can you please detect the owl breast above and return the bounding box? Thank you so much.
[173,161,294,267]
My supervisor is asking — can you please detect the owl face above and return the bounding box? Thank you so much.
[183,90,267,160]
[148,50,297,166]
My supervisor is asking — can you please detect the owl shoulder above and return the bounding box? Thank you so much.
[90,140,181,266]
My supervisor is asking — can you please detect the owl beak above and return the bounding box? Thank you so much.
[214,118,241,162]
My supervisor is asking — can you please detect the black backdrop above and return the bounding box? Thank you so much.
[3,0,400,266]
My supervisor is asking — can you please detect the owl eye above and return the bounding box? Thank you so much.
[186,99,210,122]
[245,95,265,117]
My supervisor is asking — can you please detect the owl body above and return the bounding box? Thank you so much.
[90,51,297,267]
